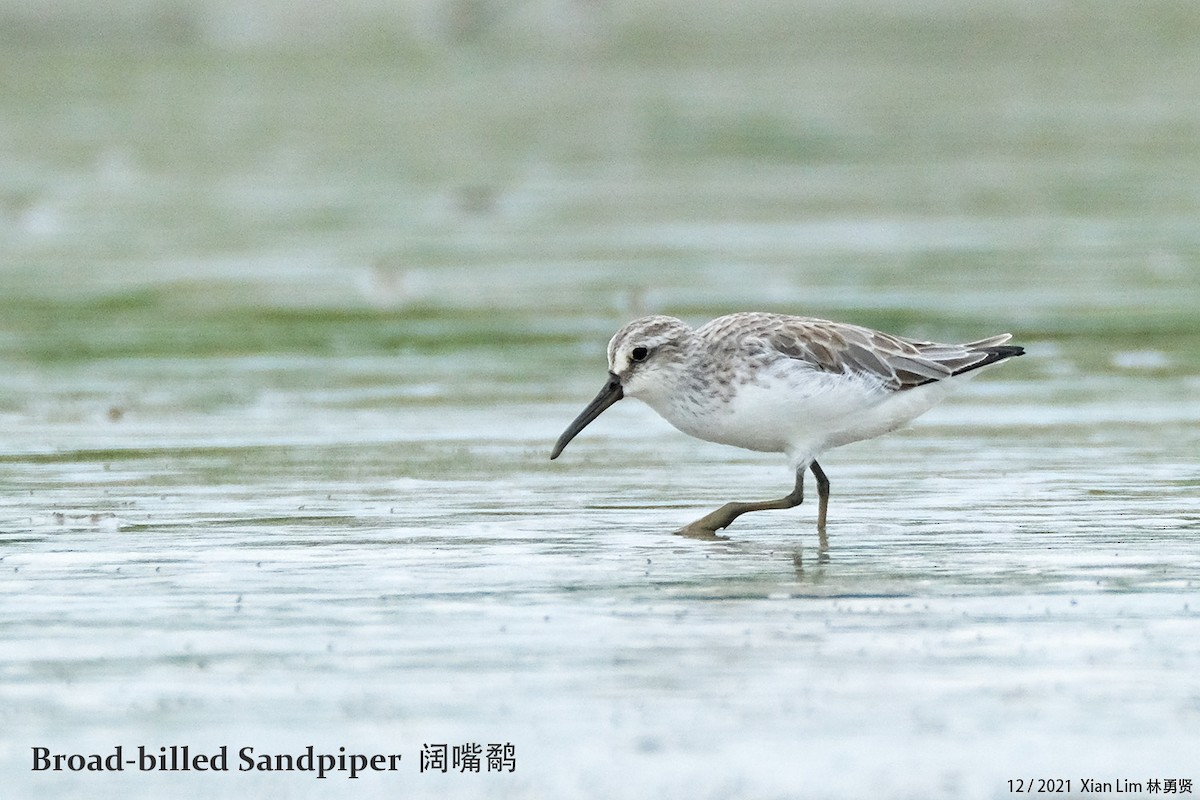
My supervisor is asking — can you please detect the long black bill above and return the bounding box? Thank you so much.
[550,372,624,460]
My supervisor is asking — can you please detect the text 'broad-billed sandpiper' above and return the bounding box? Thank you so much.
[551,312,1024,538]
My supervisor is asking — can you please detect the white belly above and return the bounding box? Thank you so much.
[644,368,972,467]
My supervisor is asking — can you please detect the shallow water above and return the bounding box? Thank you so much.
[3,2,1200,798]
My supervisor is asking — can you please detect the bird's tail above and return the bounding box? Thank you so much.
[951,342,1025,377]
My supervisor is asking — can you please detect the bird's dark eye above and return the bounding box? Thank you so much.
[630,346,650,363]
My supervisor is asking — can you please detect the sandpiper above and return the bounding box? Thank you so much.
[550,312,1024,537]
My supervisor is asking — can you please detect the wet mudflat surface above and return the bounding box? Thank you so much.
[2,2,1199,797]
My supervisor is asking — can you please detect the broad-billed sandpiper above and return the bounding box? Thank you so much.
[551,312,1024,538]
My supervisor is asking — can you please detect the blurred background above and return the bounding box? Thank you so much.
[2,2,1199,799]
[3,0,1198,373]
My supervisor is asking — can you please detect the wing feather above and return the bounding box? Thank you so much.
[766,317,1019,391]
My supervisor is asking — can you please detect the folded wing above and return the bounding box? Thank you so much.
[769,319,1023,391]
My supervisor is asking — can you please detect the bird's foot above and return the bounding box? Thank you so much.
[673,508,736,540]
[673,522,729,540]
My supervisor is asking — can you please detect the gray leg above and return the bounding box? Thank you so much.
[810,459,830,532]
[675,467,807,539]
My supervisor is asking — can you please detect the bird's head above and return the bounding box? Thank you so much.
[550,316,693,459]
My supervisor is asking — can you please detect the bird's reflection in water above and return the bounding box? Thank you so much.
[671,522,831,583]
[792,529,830,581]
